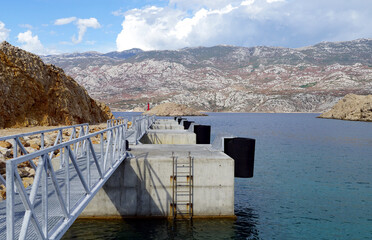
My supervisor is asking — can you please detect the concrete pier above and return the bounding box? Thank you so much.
[141,119,196,144]
[151,120,184,130]
[81,119,235,218]
[140,130,196,144]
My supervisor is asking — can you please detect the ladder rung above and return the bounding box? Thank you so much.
[175,200,190,203]
[172,154,193,220]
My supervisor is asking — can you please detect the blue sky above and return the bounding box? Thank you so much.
[0,0,371,55]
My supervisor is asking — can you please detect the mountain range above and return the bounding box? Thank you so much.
[42,38,372,112]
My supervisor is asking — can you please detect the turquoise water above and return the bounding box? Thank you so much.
[63,113,372,239]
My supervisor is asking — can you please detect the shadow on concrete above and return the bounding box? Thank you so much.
[101,151,173,217]
[139,132,163,144]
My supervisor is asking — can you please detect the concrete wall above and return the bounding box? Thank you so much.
[81,144,234,218]
[140,130,196,144]
[151,119,184,130]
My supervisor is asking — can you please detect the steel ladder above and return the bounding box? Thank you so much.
[171,152,193,220]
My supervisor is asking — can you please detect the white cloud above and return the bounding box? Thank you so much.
[19,24,33,29]
[0,21,10,41]
[17,30,45,54]
[112,8,125,16]
[116,0,372,50]
[17,30,57,55]
[241,0,255,6]
[72,18,101,44]
[266,0,284,3]
[54,17,77,25]
[54,17,101,44]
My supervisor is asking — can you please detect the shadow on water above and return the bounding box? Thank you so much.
[62,211,260,240]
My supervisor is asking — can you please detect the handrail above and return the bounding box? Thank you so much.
[107,118,126,128]
[5,123,127,240]
[133,115,156,144]
[0,123,89,187]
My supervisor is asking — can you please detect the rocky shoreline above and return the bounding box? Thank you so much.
[143,102,207,116]
[318,94,372,122]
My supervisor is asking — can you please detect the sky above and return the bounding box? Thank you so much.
[0,0,371,55]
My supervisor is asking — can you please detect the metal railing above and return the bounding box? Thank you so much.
[132,115,155,144]
[5,123,127,239]
[0,124,89,187]
[107,118,127,128]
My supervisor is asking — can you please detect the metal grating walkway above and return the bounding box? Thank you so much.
[0,116,155,239]
[0,145,121,239]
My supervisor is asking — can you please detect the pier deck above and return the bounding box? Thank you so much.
[81,144,234,218]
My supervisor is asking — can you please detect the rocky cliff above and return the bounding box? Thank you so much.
[0,41,113,129]
[42,38,372,113]
[318,94,372,122]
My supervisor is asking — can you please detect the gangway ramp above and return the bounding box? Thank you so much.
[0,115,155,239]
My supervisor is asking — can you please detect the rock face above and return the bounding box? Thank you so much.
[318,94,372,121]
[143,102,206,116]
[42,38,372,113]
[0,41,113,128]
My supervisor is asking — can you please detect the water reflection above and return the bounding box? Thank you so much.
[235,208,260,239]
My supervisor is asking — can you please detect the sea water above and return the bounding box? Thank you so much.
[63,113,372,240]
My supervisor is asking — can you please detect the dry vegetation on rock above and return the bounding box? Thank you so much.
[318,94,372,122]
[0,41,113,129]
[143,102,206,116]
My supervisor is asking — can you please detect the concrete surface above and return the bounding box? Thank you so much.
[81,144,234,218]
[140,130,196,144]
[150,119,185,130]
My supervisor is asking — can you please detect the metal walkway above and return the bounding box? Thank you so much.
[0,116,155,239]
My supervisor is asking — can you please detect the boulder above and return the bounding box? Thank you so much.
[0,141,12,149]
[0,147,12,158]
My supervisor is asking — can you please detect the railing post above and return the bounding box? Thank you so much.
[100,133,104,164]
[6,161,15,240]
[65,146,70,215]
[59,129,63,169]
[42,154,48,237]
[87,141,91,188]
[13,138,17,158]
[41,133,49,237]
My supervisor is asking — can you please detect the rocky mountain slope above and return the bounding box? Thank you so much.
[0,41,113,129]
[42,39,372,112]
[318,94,372,122]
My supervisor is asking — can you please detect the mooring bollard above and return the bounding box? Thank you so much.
[193,125,211,144]
[183,120,194,130]
[224,137,255,178]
